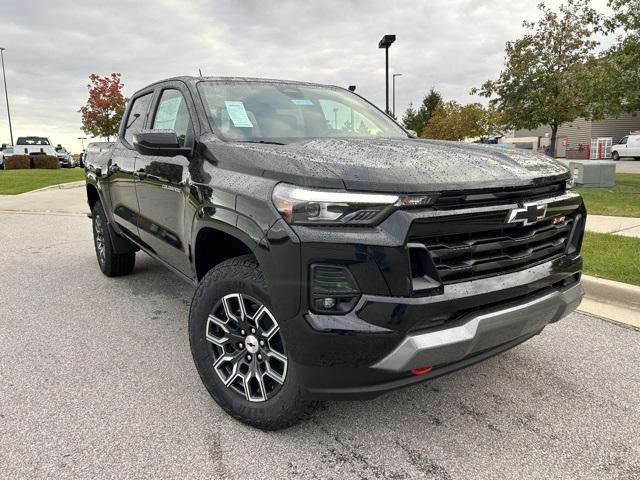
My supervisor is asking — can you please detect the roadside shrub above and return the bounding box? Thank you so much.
[4,155,30,169]
[32,155,60,169]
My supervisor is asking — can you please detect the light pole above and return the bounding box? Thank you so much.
[378,34,396,115]
[77,137,87,150]
[392,73,402,117]
[0,47,14,146]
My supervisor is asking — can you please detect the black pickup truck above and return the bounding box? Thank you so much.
[85,76,585,429]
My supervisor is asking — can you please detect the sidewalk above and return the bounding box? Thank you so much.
[585,214,640,238]
[0,181,86,215]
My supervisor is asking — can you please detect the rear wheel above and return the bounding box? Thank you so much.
[91,201,136,277]
[189,254,311,430]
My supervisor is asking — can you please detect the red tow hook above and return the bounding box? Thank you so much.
[411,366,433,375]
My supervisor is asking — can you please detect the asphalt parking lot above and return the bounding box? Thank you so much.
[1,212,639,480]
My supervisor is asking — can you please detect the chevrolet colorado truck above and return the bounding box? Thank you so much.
[85,76,586,430]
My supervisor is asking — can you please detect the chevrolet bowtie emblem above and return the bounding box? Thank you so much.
[506,203,547,226]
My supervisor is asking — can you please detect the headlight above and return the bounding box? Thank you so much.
[272,183,435,225]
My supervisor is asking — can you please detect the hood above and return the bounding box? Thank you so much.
[203,137,570,193]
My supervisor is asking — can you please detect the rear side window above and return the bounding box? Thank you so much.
[124,93,153,145]
[152,89,192,147]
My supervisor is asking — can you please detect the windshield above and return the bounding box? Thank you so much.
[198,81,407,143]
[16,137,50,146]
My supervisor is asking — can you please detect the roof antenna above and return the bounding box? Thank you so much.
[198,68,203,77]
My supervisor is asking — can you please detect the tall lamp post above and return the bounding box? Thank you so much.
[0,47,14,146]
[77,137,87,150]
[378,34,396,115]
[392,73,402,117]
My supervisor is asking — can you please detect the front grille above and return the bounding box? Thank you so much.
[411,213,576,284]
[433,181,565,209]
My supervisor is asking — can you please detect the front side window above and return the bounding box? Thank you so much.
[619,136,628,145]
[124,93,153,145]
[152,89,192,147]
[198,81,406,143]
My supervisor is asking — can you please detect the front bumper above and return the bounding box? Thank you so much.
[300,280,583,400]
[373,282,583,372]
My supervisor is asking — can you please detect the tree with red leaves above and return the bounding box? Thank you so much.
[79,73,127,141]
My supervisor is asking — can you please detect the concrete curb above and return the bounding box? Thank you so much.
[579,275,640,328]
[27,180,85,194]
[582,275,640,310]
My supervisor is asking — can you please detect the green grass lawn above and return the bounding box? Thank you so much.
[582,231,640,286]
[0,169,85,195]
[576,173,640,218]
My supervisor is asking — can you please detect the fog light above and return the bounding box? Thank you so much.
[322,297,337,309]
[310,264,360,314]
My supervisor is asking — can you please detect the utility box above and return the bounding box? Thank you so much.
[569,160,616,187]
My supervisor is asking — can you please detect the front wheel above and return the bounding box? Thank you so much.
[189,255,311,430]
[612,151,620,161]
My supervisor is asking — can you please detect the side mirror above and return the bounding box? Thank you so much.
[133,130,191,157]
[406,129,418,138]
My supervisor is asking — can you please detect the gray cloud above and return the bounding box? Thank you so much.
[0,0,611,151]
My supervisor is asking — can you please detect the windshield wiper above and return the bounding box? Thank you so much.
[236,140,287,146]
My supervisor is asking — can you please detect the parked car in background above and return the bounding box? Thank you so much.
[0,144,14,169]
[55,145,75,167]
[15,136,57,157]
[612,134,640,160]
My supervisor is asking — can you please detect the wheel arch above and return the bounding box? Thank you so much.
[193,223,258,281]
[86,183,101,211]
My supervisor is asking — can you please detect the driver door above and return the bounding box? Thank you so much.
[134,84,196,276]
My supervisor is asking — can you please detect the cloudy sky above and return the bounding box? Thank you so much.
[0,0,612,152]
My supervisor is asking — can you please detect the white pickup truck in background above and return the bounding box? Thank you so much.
[15,136,58,156]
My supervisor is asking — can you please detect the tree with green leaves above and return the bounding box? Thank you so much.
[421,102,505,141]
[586,0,640,116]
[472,0,599,155]
[402,88,443,134]
[402,102,420,132]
